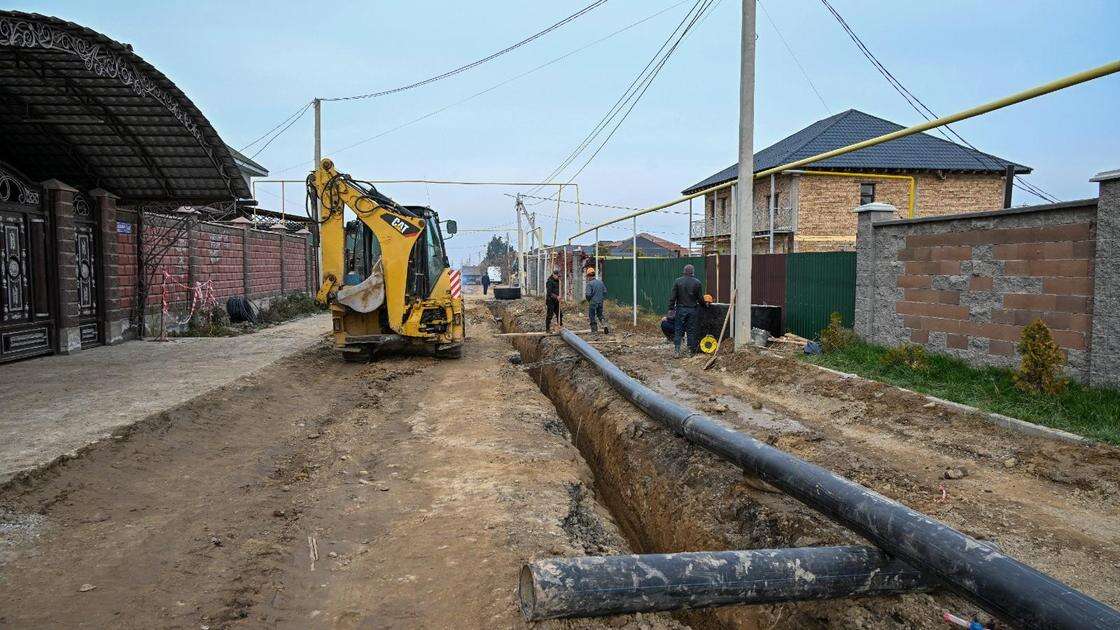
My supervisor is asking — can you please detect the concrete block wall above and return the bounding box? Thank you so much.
[856,178,1117,385]
[1089,171,1120,388]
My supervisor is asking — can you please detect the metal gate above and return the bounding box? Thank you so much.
[0,164,53,362]
[74,193,101,347]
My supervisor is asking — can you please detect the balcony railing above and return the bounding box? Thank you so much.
[690,206,794,240]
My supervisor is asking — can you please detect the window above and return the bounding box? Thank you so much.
[859,182,876,205]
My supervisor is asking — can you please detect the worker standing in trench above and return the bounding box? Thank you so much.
[545,267,563,332]
[668,263,705,357]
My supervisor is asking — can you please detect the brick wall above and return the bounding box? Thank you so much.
[111,215,315,336]
[855,200,1101,382]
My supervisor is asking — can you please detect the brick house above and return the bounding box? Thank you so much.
[603,232,689,257]
[683,109,1029,254]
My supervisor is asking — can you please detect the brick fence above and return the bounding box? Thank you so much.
[111,211,316,339]
[855,169,1119,388]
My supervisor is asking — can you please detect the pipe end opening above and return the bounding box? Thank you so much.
[518,564,538,621]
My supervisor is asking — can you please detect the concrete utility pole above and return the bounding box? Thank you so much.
[732,0,756,349]
[515,195,526,292]
[313,98,323,283]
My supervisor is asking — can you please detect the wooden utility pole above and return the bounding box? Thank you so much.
[732,1,756,349]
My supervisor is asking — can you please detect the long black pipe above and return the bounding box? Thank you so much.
[559,329,1120,629]
[520,546,929,621]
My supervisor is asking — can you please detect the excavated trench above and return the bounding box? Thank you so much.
[492,302,962,630]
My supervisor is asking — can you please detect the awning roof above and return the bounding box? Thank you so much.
[0,11,251,203]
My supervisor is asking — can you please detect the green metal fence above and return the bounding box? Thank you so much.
[784,251,857,339]
[601,256,706,312]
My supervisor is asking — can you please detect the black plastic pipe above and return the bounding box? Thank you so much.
[559,329,1120,629]
[519,546,929,620]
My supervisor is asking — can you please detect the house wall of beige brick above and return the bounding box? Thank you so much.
[696,171,1008,254]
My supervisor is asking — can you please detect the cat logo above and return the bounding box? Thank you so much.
[381,214,420,237]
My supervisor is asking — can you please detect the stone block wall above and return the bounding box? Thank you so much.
[855,173,1118,386]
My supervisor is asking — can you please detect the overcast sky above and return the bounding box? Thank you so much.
[14,1,1120,265]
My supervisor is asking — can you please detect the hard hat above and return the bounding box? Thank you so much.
[703,293,714,303]
[585,266,596,276]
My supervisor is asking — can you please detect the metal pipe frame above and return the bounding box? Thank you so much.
[557,328,1120,629]
[520,546,930,621]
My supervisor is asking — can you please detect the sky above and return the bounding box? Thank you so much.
[13,0,1120,265]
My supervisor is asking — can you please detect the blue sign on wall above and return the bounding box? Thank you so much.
[116,221,132,234]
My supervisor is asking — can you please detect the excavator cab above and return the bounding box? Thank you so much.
[309,159,464,360]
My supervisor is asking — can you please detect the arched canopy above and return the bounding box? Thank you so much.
[0,11,252,204]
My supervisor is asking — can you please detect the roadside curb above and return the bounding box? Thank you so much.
[771,353,1095,447]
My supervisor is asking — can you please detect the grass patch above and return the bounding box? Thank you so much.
[804,340,1120,445]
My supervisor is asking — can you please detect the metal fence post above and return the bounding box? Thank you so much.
[632,217,638,326]
[594,228,600,276]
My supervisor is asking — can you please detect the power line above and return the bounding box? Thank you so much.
[818,0,1060,204]
[759,1,829,113]
[503,193,693,215]
[237,101,313,152]
[273,1,690,176]
[322,1,608,102]
[527,0,719,201]
[248,102,313,160]
[527,0,706,196]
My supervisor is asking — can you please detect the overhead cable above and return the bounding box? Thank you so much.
[759,1,830,113]
[248,102,313,160]
[527,0,716,198]
[273,0,690,175]
[322,1,608,102]
[238,100,313,152]
[819,0,1060,203]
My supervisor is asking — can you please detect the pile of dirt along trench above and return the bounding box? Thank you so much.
[490,299,978,630]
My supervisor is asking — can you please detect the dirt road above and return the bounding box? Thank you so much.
[0,301,679,629]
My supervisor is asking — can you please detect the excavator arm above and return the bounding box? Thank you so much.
[310,158,425,333]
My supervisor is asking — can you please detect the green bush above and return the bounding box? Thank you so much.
[819,311,855,352]
[258,292,323,324]
[1014,319,1067,395]
[880,343,929,372]
[180,305,236,337]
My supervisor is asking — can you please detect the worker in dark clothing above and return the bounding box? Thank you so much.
[545,268,563,332]
[481,272,491,295]
[584,267,610,334]
[659,313,676,341]
[668,264,705,356]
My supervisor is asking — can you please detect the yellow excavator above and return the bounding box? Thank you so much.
[307,158,464,360]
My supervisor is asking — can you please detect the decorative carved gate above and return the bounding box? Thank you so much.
[0,164,53,362]
[74,193,102,347]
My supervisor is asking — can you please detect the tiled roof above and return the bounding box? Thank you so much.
[0,11,252,202]
[682,109,1030,195]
